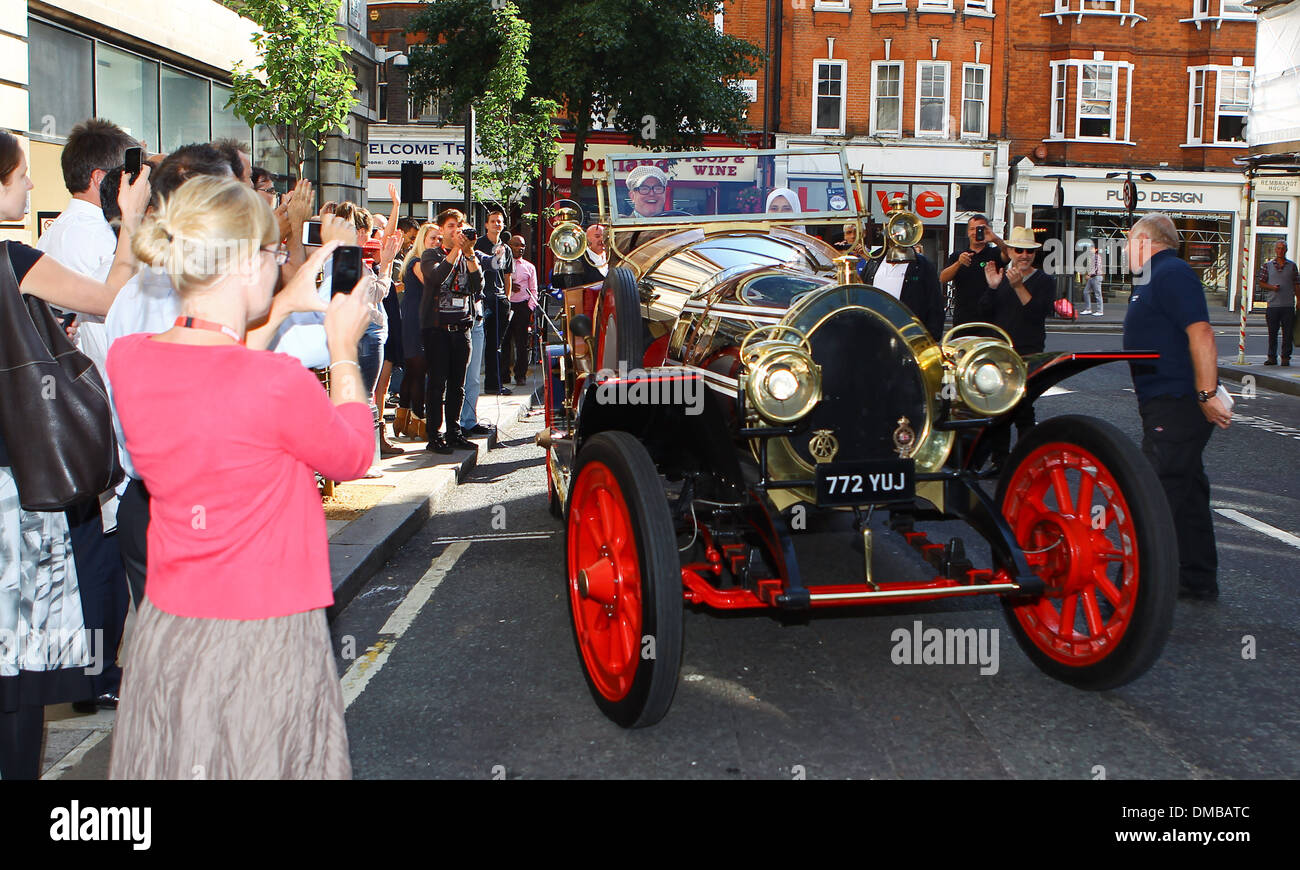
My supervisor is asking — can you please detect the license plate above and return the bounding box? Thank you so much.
[815,459,915,506]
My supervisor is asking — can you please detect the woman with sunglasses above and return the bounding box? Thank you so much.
[106,175,375,778]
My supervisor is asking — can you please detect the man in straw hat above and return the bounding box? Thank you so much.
[980,225,1056,469]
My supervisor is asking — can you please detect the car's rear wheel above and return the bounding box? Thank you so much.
[566,432,682,727]
[997,415,1176,690]
[596,267,645,373]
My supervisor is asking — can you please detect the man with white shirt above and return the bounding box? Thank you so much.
[36,118,139,375]
[34,118,138,712]
[857,249,945,341]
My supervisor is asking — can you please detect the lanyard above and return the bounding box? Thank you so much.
[174,316,242,344]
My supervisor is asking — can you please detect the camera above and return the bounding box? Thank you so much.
[462,227,477,242]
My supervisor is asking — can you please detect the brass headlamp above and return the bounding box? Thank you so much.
[941,323,1027,416]
[881,194,922,263]
[739,325,822,424]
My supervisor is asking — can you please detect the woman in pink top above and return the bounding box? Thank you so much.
[106,176,374,779]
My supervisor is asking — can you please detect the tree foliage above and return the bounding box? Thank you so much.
[407,1,559,214]
[406,0,763,203]
[227,0,358,177]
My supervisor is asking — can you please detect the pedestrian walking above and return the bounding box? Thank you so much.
[1258,240,1297,366]
[106,175,374,778]
[1081,239,1105,316]
[1122,213,1231,602]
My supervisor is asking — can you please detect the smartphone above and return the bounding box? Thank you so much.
[124,147,142,184]
[302,219,323,247]
[462,227,477,242]
[60,311,77,330]
[975,225,985,242]
[331,246,365,297]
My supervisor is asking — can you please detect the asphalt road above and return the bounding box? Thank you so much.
[334,332,1300,780]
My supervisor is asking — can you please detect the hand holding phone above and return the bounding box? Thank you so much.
[302,219,323,247]
[975,225,985,243]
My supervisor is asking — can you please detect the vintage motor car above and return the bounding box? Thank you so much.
[537,148,1177,728]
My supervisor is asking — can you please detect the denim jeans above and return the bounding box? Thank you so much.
[460,317,485,430]
[359,327,383,463]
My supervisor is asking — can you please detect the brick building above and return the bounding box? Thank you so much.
[722,0,1259,307]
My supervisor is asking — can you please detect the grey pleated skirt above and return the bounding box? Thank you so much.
[109,598,351,780]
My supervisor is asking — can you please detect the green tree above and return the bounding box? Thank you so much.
[226,0,358,177]
[407,2,559,215]
[405,0,763,207]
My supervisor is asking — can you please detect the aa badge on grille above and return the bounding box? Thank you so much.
[809,429,839,464]
[893,417,916,458]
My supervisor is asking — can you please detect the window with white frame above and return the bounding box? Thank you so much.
[917,62,949,136]
[918,0,954,10]
[1194,0,1210,13]
[813,0,852,9]
[1078,63,1116,138]
[1221,0,1253,15]
[871,61,904,136]
[1050,63,1068,138]
[813,60,847,135]
[1187,68,1205,143]
[1215,68,1250,142]
[961,64,989,138]
[873,0,907,10]
[965,0,993,12]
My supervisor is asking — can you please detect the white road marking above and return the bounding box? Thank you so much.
[430,531,555,543]
[1214,509,1300,551]
[341,540,470,709]
[41,729,111,780]
[1230,413,1300,441]
[1040,385,1073,397]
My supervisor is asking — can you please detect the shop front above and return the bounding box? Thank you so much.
[1018,167,1247,311]
[777,136,1008,264]
[365,125,492,224]
[1250,174,1300,309]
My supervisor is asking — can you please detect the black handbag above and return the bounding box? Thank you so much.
[0,243,123,510]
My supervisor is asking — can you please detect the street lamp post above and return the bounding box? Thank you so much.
[1106,170,1157,299]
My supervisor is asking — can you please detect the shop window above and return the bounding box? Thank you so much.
[28,19,93,138]
[95,44,159,149]
[916,62,949,137]
[160,67,211,153]
[211,84,252,154]
[871,61,903,137]
[1215,69,1250,143]
[813,60,847,135]
[961,64,989,139]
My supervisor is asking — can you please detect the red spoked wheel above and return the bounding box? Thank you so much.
[566,432,682,727]
[997,415,1177,689]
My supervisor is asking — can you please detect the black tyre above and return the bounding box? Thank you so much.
[996,415,1177,690]
[595,267,645,372]
[566,431,683,727]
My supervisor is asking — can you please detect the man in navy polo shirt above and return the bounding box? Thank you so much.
[1123,213,1232,601]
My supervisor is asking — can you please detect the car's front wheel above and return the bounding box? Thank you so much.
[997,415,1177,690]
[566,431,683,727]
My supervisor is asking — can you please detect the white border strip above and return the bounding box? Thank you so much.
[341,540,471,709]
[1214,509,1300,551]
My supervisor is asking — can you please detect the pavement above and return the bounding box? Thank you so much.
[38,368,544,780]
[1046,301,1300,398]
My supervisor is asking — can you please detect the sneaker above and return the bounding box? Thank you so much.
[1091,311,1104,316]
[425,435,453,455]
[497,387,513,396]
[445,432,475,450]
[1080,309,1092,315]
